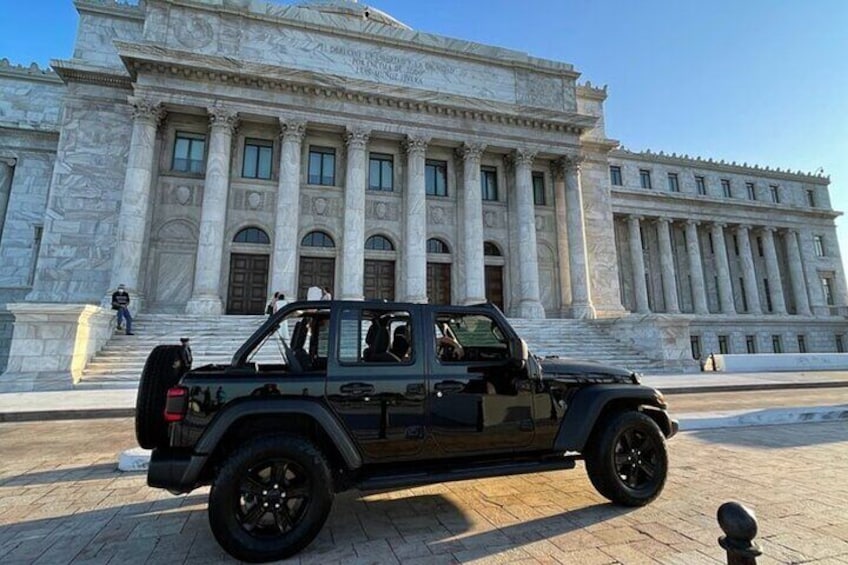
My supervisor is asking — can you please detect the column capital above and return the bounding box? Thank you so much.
[711,222,727,230]
[207,105,239,132]
[455,142,486,162]
[402,135,430,156]
[685,219,700,227]
[779,227,797,237]
[655,216,672,226]
[628,214,644,223]
[128,96,166,127]
[735,224,752,233]
[0,157,16,167]
[561,153,586,172]
[344,127,370,149]
[278,118,307,142]
[505,148,537,168]
[758,226,777,234]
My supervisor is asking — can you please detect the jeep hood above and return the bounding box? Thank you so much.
[539,357,638,384]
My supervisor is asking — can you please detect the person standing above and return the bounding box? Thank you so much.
[321,286,333,300]
[111,284,134,335]
[266,291,279,316]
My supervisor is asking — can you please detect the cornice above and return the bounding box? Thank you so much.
[581,138,620,154]
[115,41,596,135]
[74,0,145,21]
[0,59,62,84]
[161,0,580,80]
[611,186,842,222]
[0,122,60,136]
[611,148,829,184]
[50,60,133,89]
[576,82,608,101]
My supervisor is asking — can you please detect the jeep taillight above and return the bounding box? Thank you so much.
[164,386,188,422]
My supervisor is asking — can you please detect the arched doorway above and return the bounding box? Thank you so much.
[227,227,270,314]
[484,241,505,310]
[364,234,396,300]
[298,230,336,300]
[426,238,452,304]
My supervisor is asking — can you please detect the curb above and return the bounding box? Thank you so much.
[678,405,848,431]
[0,408,135,423]
[660,380,848,395]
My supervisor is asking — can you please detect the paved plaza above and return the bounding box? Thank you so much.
[0,419,846,564]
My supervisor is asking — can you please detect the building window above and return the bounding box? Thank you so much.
[733,235,739,256]
[172,132,206,173]
[28,225,43,286]
[721,179,732,197]
[746,335,756,354]
[667,173,680,193]
[764,278,773,312]
[772,335,782,353]
[821,276,834,305]
[690,336,701,360]
[532,172,546,205]
[837,334,845,353]
[756,237,764,257]
[797,335,807,353]
[639,169,652,189]
[368,153,393,191]
[695,175,706,195]
[427,238,450,254]
[233,227,270,244]
[610,166,622,186]
[242,138,273,180]
[718,335,729,354]
[301,231,335,248]
[746,182,756,200]
[708,232,715,254]
[365,235,394,251]
[425,160,448,196]
[770,185,780,203]
[481,166,498,201]
[484,242,502,256]
[806,189,816,207]
[814,235,825,257]
[308,146,336,186]
[740,277,748,311]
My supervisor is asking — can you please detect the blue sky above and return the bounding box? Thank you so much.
[2,0,847,266]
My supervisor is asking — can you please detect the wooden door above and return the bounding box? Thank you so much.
[485,265,504,310]
[227,253,269,314]
[427,263,452,304]
[364,260,395,301]
[298,257,335,300]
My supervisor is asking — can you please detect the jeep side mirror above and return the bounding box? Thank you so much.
[511,338,529,370]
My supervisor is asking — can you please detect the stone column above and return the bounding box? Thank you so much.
[711,223,736,314]
[684,220,709,315]
[186,105,238,315]
[760,227,787,315]
[0,157,16,241]
[402,135,429,303]
[551,161,571,315]
[784,229,812,315]
[509,149,545,318]
[457,143,487,304]
[656,217,680,314]
[270,119,306,299]
[736,224,761,314]
[339,127,369,301]
[563,155,596,319]
[627,215,650,314]
[108,97,165,297]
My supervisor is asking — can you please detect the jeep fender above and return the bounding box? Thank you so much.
[553,384,671,453]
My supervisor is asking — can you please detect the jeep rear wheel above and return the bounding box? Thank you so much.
[208,435,333,563]
[135,345,187,449]
[584,411,668,507]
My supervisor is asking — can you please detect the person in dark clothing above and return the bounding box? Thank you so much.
[179,337,193,371]
[111,284,134,335]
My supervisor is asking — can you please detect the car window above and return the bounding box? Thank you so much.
[449,314,506,348]
[338,308,414,364]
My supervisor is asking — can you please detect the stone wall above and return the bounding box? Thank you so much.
[0,62,64,129]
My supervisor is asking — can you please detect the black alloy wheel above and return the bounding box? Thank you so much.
[584,411,668,507]
[237,458,312,537]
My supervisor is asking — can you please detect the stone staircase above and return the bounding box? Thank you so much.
[77,314,660,389]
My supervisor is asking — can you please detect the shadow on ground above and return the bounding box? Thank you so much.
[0,463,119,487]
[689,419,848,448]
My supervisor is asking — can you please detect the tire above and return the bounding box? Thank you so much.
[584,411,668,507]
[208,435,334,563]
[135,345,187,449]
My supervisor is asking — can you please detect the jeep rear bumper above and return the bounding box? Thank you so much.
[147,449,207,493]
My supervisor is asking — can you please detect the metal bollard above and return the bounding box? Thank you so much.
[717,501,762,565]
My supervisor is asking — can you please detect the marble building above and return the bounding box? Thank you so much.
[0,0,845,377]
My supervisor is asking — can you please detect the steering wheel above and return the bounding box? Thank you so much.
[437,336,465,361]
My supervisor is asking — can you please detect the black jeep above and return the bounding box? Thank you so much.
[136,300,677,562]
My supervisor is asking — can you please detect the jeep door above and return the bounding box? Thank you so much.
[427,308,536,454]
[326,304,427,462]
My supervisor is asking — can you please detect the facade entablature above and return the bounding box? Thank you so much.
[116,42,596,137]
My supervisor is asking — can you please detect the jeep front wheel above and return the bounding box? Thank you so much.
[208,435,334,563]
[584,411,668,507]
